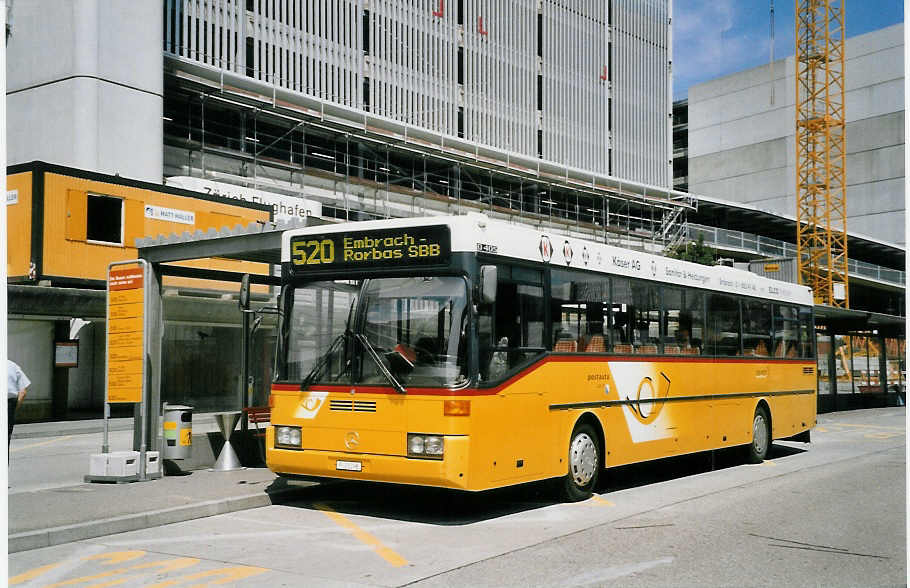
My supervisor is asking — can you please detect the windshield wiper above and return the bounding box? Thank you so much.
[301,331,348,390]
[355,333,407,394]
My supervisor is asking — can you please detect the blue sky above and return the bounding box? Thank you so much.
[672,1,904,100]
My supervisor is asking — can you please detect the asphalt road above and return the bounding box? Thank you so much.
[9,407,906,587]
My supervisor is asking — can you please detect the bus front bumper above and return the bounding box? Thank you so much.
[266,433,471,490]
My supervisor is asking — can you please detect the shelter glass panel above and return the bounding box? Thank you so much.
[816,333,832,395]
[834,334,854,395]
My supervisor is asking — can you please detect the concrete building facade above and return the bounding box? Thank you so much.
[687,23,904,246]
[6,1,164,183]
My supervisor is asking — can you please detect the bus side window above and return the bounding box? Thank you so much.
[550,269,605,353]
[798,306,815,358]
[685,290,705,354]
[480,267,545,382]
[610,278,633,350]
[743,299,772,356]
[708,294,741,357]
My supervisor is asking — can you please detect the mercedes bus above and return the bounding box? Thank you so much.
[267,214,816,500]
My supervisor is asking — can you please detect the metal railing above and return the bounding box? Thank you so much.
[688,224,905,287]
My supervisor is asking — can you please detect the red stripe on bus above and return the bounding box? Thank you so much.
[272,355,813,397]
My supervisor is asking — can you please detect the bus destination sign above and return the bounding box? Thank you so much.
[290,225,451,272]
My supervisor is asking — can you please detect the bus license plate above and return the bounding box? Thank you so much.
[336,460,362,472]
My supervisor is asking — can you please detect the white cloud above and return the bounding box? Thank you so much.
[673,0,780,98]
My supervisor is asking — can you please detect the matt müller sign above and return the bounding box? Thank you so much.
[166,177,322,222]
[144,204,195,225]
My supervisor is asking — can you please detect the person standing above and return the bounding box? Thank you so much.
[8,360,30,443]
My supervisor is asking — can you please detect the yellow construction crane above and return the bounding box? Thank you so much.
[795,0,849,307]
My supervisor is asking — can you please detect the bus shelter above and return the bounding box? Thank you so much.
[130,217,326,453]
[813,306,906,413]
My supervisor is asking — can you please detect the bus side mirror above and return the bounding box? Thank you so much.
[239,273,251,310]
[480,265,497,305]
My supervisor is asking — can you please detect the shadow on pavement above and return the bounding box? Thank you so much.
[602,443,806,493]
[264,442,808,526]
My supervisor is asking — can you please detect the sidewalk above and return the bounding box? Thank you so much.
[8,416,316,553]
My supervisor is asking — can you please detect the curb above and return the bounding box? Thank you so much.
[8,485,310,553]
[13,426,131,440]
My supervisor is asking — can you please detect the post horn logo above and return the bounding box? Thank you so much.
[344,431,360,450]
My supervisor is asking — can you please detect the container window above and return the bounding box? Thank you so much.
[86,194,123,245]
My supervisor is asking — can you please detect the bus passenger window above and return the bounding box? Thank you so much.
[743,300,771,356]
[550,269,606,353]
[708,294,741,357]
[610,278,633,350]
[798,306,814,358]
[480,273,545,382]
[684,290,705,354]
[773,304,800,358]
[663,288,683,354]
[632,284,661,353]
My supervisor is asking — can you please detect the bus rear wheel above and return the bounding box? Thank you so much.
[560,422,601,502]
[747,405,771,464]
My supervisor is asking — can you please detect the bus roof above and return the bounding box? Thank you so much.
[281,214,814,306]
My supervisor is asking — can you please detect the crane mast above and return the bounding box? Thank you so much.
[795,0,848,307]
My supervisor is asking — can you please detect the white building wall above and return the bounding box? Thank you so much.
[688,24,905,246]
[6,0,164,182]
[464,0,536,157]
[166,0,670,186]
[370,1,459,134]
[611,0,672,186]
[540,1,610,175]
[8,320,54,421]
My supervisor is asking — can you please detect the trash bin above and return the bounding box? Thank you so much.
[162,404,193,459]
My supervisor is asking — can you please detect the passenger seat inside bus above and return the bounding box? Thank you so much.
[584,335,606,353]
[554,338,577,353]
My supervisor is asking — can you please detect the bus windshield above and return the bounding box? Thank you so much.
[283,276,469,389]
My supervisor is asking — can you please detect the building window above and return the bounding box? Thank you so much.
[86,194,123,245]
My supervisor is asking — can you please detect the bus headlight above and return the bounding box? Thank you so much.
[424,435,444,456]
[275,425,302,449]
[407,433,444,459]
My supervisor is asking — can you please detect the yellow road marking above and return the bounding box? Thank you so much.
[11,435,73,453]
[83,580,126,588]
[83,551,147,565]
[42,556,199,588]
[815,427,828,433]
[11,552,263,588]
[833,423,906,432]
[146,566,268,587]
[591,495,615,506]
[315,503,408,567]
[9,562,62,585]
[864,432,901,440]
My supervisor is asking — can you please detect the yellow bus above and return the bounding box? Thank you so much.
[267,214,816,500]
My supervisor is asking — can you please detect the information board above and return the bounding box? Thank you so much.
[54,341,79,368]
[107,265,145,403]
[289,225,451,274]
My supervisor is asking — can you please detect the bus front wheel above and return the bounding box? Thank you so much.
[560,422,601,502]
[747,405,771,464]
